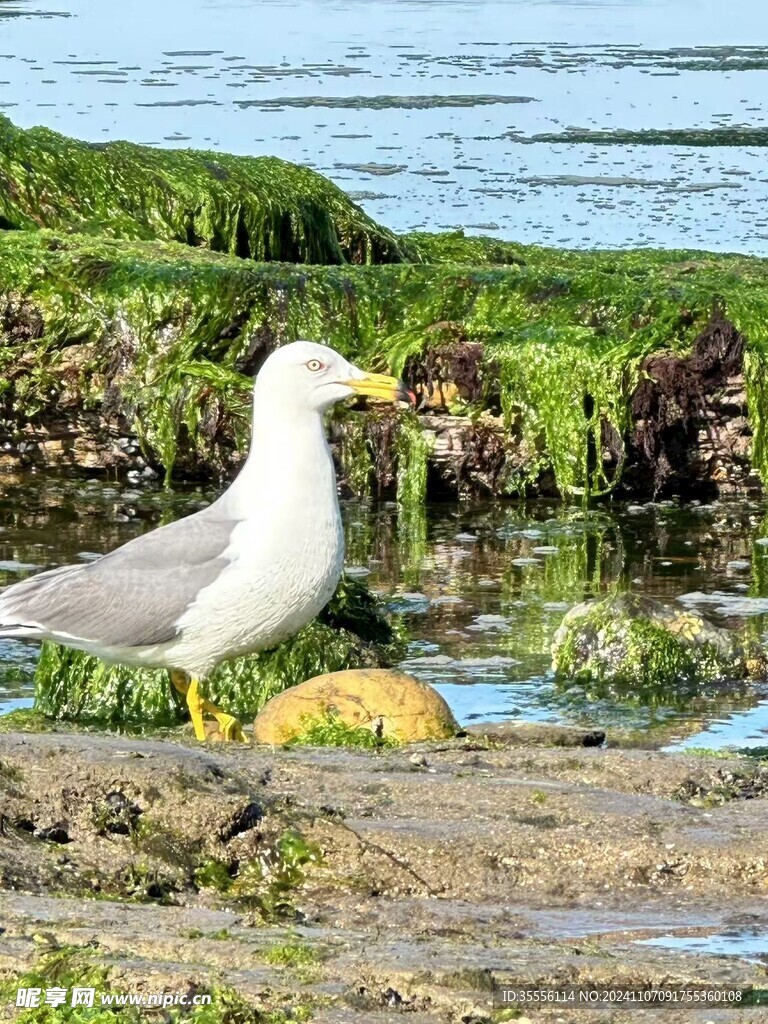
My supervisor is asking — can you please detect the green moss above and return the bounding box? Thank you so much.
[395,411,432,510]
[336,407,374,497]
[288,709,398,748]
[33,575,402,728]
[0,115,402,265]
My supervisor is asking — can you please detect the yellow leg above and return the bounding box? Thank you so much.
[186,677,207,742]
[170,670,247,743]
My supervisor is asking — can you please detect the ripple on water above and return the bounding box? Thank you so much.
[3,0,767,251]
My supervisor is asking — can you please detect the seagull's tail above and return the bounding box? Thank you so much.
[0,564,80,641]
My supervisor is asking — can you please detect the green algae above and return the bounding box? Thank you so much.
[229,829,322,922]
[0,114,402,265]
[288,708,398,749]
[4,227,768,498]
[401,230,526,266]
[508,127,768,147]
[6,118,768,501]
[0,946,309,1023]
[0,709,58,734]
[551,594,761,704]
[33,575,402,727]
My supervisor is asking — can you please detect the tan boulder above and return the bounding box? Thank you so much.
[252,668,458,745]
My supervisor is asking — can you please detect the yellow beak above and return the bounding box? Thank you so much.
[343,371,415,406]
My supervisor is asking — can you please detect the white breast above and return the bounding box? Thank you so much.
[160,406,345,677]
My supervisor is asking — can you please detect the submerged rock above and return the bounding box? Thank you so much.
[551,593,765,694]
[464,721,605,747]
[252,668,458,745]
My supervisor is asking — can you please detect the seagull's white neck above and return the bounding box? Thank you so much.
[222,396,339,523]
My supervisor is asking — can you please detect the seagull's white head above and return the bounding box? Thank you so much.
[253,340,413,414]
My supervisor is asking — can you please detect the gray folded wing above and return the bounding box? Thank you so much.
[0,508,235,648]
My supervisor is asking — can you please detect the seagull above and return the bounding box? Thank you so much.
[0,342,412,742]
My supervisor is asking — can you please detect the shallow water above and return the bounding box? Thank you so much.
[2,0,768,251]
[637,928,768,963]
[3,475,768,749]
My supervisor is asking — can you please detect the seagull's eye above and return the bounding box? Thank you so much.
[306,358,324,372]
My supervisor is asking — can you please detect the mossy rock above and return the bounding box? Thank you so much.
[4,214,768,497]
[551,594,765,698]
[33,576,405,728]
[0,115,403,265]
[253,668,458,745]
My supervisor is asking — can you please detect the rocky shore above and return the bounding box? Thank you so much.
[1,727,768,1022]
[2,116,768,1022]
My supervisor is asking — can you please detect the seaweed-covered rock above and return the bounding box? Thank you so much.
[2,222,768,498]
[0,115,402,265]
[33,576,404,728]
[551,594,764,695]
[401,230,526,266]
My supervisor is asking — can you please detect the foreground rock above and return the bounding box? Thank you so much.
[464,720,605,747]
[552,594,764,695]
[2,729,768,1021]
[252,668,458,744]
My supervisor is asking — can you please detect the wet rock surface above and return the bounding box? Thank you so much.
[625,311,759,499]
[1,729,768,1021]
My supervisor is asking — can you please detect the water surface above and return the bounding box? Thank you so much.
[2,475,768,750]
[1,0,768,251]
